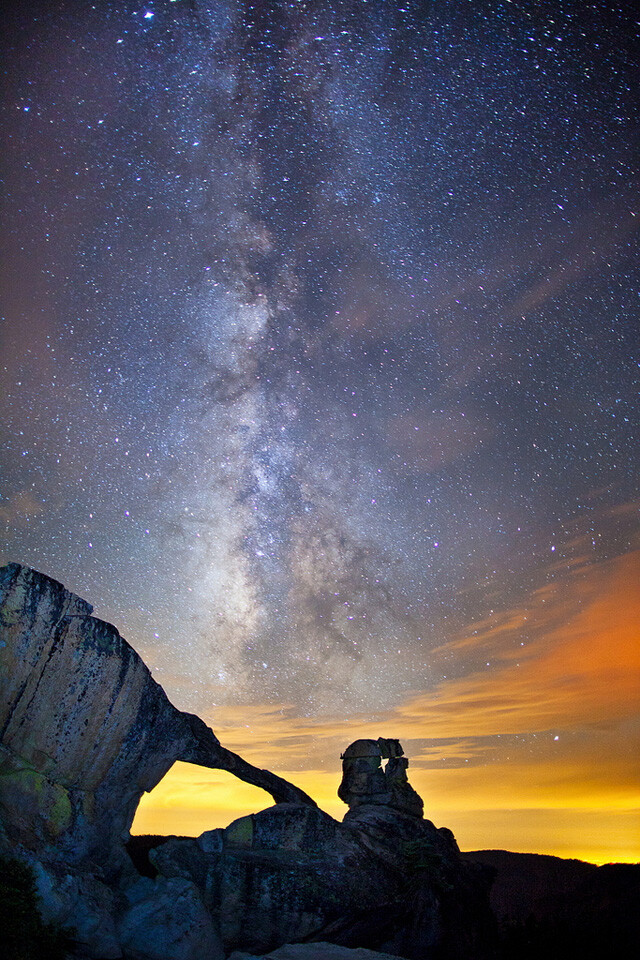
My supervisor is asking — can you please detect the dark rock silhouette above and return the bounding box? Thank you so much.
[1,563,496,960]
[144,800,496,959]
[338,738,424,818]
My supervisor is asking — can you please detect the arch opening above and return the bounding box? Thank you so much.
[130,760,276,839]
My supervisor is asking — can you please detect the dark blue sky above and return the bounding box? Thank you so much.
[1,0,638,723]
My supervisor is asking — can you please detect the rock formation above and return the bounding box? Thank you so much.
[1,563,496,960]
[228,946,406,960]
[0,563,315,869]
[0,562,314,957]
[143,798,496,959]
[338,738,424,818]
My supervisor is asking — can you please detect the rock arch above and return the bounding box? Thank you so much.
[0,562,315,877]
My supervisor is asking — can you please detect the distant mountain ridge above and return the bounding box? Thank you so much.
[461,849,597,921]
[462,849,640,959]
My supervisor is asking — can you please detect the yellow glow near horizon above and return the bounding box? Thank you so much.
[132,762,640,865]
[132,550,640,866]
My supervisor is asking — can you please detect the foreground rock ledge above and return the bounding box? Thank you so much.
[0,563,496,960]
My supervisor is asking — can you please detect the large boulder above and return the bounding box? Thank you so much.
[117,876,224,960]
[148,798,496,959]
[228,945,407,960]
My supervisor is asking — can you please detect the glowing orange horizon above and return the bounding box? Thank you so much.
[133,550,640,866]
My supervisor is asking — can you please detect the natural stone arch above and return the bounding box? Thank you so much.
[130,760,280,838]
[0,563,315,878]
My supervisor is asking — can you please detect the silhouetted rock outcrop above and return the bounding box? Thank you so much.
[1,564,496,960]
[145,800,496,959]
[338,738,424,818]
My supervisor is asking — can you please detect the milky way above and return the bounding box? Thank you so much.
[2,0,638,731]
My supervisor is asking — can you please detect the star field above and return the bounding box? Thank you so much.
[1,2,639,856]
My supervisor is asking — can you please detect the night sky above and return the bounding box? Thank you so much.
[2,0,639,862]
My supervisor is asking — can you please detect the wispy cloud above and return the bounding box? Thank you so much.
[397,549,640,738]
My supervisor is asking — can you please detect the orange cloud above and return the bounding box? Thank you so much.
[398,550,640,738]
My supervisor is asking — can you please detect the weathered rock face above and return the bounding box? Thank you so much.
[117,875,224,960]
[0,562,315,959]
[228,944,407,960]
[0,563,496,960]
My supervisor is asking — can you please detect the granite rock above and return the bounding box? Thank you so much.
[338,738,423,818]
[0,562,314,958]
[228,944,407,960]
[117,876,224,960]
[150,799,496,959]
